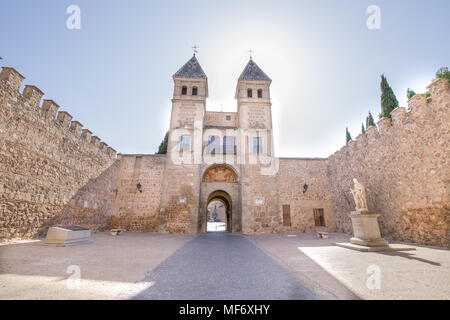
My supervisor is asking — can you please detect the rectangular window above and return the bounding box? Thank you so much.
[207,135,220,154]
[223,136,236,154]
[253,137,263,154]
[226,115,231,121]
[180,135,191,152]
[313,208,326,227]
[282,205,291,227]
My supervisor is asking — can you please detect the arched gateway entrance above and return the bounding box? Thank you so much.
[207,190,232,232]
[199,164,241,233]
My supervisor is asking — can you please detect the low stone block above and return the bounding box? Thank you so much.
[44,226,92,247]
[316,231,329,239]
[349,211,388,247]
[110,228,125,236]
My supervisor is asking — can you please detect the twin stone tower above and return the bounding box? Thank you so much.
[158,55,281,234]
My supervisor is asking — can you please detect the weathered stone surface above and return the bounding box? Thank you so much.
[277,158,334,233]
[348,211,388,247]
[111,155,165,232]
[0,67,117,240]
[327,78,449,247]
[0,61,448,249]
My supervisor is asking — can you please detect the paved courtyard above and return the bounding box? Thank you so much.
[0,231,448,300]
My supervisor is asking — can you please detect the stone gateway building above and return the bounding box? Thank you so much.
[114,55,335,235]
[0,56,448,247]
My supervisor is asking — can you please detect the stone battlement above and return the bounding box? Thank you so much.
[0,67,117,158]
[327,78,449,247]
[330,78,448,160]
[0,65,118,240]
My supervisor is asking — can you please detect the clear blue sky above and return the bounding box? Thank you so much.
[1,0,448,157]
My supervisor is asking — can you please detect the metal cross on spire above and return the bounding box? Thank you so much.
[192,45,199,56]
[248,49,253,60]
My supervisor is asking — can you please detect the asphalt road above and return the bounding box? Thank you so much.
[128,232,321,300]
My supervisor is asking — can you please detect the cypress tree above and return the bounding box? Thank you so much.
[380,74,399,118]
[156,131,169,154]
[346,127,352,144]
[361,123,366,135]
[366,111,376,128]
[407,88,416,100]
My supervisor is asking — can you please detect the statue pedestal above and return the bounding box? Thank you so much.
[349,211,388,247]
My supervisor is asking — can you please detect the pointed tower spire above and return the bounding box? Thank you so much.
[173,55,207,79]
[238,59,271,81]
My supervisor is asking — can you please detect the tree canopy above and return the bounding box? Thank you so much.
[346,127,352,144]
[380,74,399,119]
[156,131,169,154]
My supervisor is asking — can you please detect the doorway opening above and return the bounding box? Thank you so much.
[206,190,232,232]
[313,208,326,227]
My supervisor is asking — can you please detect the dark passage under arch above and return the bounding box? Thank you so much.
[206,190,232,232]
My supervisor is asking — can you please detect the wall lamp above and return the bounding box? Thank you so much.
[303,184,308,194]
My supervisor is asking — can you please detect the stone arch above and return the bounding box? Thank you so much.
[199,164,241,233]
[202,164,238,183]
[207,190,232,232]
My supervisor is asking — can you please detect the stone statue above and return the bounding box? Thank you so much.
[350,178,368,211]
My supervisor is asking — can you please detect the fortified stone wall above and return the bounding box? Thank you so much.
[0,66,117,240]
[277,158,335,233]
[57,160,120,231]
[327,78,449,247]
[112,154,165,232]
[240,163,281,234]
[1,63,447,247]
[159,162,202,234]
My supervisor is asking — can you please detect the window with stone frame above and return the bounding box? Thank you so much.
[181,86,187,95]
[247,88,253,98]
[207,135,221,154]
[192,87,198,96]
[223,136,236,154]
[253,136,263,154]
[257,89,263,98]
[180,135,191,152]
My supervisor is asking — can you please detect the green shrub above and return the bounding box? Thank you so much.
[435,67,450,80]
[407,88,416,100]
